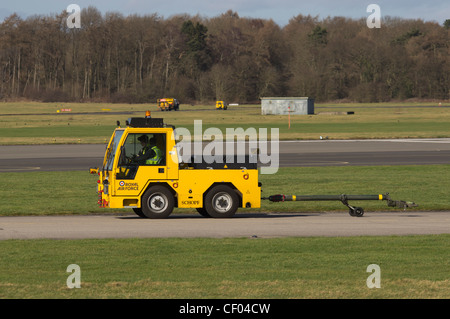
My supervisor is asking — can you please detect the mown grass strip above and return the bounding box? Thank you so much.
[0,165,449,216]
[1,102,450,144]
[0,236,448,298]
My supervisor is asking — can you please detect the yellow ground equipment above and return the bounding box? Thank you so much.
[91,114,260,218]
[216,101,227,110]
[157,98,180,111]
[91,113,416,219]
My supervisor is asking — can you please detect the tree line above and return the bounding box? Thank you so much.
[0,7,448,104]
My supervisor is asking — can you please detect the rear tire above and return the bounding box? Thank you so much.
[141,186,174,219]
[205,185,239,218]
[196,207,211,218]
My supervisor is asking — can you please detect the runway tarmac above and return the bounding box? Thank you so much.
[0,138,449,172]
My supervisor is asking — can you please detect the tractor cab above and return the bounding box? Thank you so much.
[92,113,179,210]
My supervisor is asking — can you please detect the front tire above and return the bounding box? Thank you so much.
[133,208,146,218]
[141,186,174,219]
[205,185,239,218]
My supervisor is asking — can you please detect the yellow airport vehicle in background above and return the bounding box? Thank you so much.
[157,98,180,111]
[216,101,227,110]
[90,113,417,219]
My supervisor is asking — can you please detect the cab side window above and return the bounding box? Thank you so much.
[121,133,166,166]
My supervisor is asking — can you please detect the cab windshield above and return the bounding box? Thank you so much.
[104,129,124,171]
[115,133,166,179]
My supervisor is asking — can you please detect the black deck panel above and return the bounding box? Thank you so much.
[184,155,258,169]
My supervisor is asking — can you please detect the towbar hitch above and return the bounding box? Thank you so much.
[261,193,417,217]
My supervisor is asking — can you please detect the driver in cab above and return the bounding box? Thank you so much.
[131,135,162,165]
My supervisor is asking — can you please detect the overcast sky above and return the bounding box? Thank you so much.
[1,0,448,26]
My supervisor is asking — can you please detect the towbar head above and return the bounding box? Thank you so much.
[384,193,418,209]
[387,199,418,209]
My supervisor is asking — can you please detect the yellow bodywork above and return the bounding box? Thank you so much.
[96,126,261,211]
[216,101,227,110]
[157,98,178,111]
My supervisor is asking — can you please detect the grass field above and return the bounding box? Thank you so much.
[0,236,448,298]
[0,165,449,216]
[1,101,449,299]
[0,101,449,144]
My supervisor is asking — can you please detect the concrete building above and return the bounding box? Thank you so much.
[261,97,314,115]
